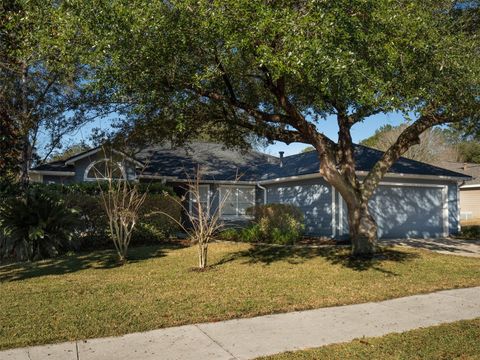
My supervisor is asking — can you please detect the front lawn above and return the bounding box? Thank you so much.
[259,318,480,359]
[1,242,479,350]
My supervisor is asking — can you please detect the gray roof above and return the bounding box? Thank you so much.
[262,145,471,181]
[437,161,480,186]
[32,142,471,182]
[31,160,75,172]
[137,142,279,181]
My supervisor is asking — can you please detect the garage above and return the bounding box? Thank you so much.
[369,183,448,238]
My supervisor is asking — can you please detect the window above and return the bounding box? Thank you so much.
[219,186,255,218]
[189,185,210,217]
[84,159,126,181]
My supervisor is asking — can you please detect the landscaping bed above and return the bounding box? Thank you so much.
[1,242,479,350]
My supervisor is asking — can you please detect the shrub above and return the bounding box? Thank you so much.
[245,203,305,245]
[132,193,182,244]
[240,224,262,243]
[64,192,182,250]
[218,228,240,241]
[64,194,110,250]
[461,225,480,239]
[0,188,78,261]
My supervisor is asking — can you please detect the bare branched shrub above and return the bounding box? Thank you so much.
[160,168,232,269]
[95,150,147,264]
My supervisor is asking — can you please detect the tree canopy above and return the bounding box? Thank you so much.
[66,0,479,255]
[0,0,107,184]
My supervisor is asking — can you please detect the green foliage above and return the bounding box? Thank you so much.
[239,225,263,243]
[69,0,479,147]
[26,181,175,197]
[49,143,90,162]
[457,142,480,163]
[0,183,182,255]
[63,187,181,250]
[0,188,78,261]
[461,226,480,239]
[301,147,315,153]
[218,228,240,242]
[132,194,182,244]
[245,204,305,245]
[64,193,109,250]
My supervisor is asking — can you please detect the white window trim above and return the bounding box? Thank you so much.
[219,185,255,219]
[331,186,336,238]
[189,184,210,216]
[84,158,127,181]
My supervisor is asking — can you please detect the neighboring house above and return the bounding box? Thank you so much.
[30,142,471,239]
[438,161,480,221]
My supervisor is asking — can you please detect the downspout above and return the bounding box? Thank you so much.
[257,183,267,205]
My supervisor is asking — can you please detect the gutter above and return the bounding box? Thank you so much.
[29,170,75,176]
[256,183,267,204]
[258,171,470,185]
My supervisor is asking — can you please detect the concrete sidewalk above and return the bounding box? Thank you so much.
[2,287,480,360]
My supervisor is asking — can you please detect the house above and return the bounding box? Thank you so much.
[438,161,480,222]
[30,142,471,239]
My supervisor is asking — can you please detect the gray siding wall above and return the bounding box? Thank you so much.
[265,177,460,239]
[41,152,137,184]
[265,178,334,237]
[338,178,460,239]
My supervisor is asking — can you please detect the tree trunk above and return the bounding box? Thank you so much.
[198,242,208,269]
[19,136,30,189]
[347,201,378,257]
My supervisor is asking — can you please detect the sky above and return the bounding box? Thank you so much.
[48,111,407,158]
[263,112,406,157]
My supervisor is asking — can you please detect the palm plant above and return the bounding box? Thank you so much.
[0,188,78,261]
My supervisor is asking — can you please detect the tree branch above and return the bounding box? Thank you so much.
[362,113,450,198]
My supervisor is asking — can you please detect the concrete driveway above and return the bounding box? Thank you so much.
[381,238,480,258]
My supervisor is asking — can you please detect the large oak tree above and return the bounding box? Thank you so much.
[73,0,479,256]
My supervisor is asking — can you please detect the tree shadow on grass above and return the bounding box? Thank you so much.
[214,244,419,275]
[0,242,185,282]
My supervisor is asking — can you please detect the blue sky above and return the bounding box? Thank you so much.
[52,111,407,157]
[263,112,406,156]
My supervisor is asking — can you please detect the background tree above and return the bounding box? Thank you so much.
[1,0,105,186]
[360,125,460,164]
[71,0,479,256]
[49,142,90,162]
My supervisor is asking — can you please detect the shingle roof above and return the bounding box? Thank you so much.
[437,161,480,186]
[31,142,471,182]
[31,161,75,172]
[259,145,471,181]
[136,142,279,181]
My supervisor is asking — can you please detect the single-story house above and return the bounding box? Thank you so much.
[438,161,480,222]
[30,142,471,239]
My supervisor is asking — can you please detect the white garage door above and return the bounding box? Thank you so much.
[369,184,447,239]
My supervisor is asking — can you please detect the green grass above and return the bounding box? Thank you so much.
[0,242,479,350]
[259,318,480,359]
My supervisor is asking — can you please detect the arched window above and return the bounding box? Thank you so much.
[84,159,126,181]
